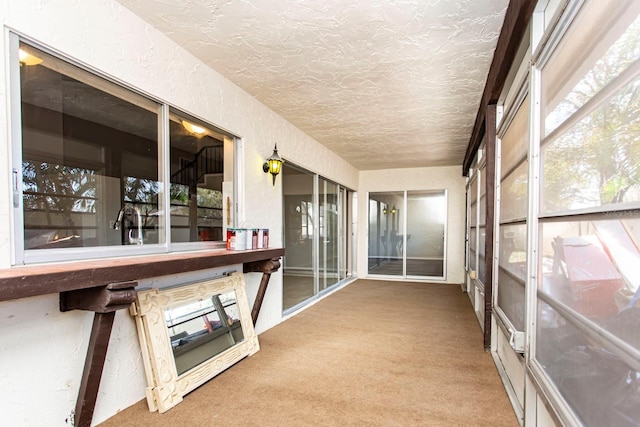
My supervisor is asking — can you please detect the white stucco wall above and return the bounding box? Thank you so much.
[358,166,466,284]
[0,0,357,425]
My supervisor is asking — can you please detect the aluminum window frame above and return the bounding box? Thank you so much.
[10,34,240,265]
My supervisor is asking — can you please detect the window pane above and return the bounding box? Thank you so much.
[19,43,160,250]
[169,111,230,243]
[541,77,640,213]
[540,218,639,329]
[479,169,486,226]
[541,3,640,213]
[543,2,640,137]
[500,161,528,222]
[538,216,640,423]
[478,226,486,284]
[501,95,529,178]
[469,227,477,272]
[500,97,529,222]
[536,300,640,426]
[497,224,526,331]
[406,190,446,278]
[477,165,487,284]
[469,176,478,227]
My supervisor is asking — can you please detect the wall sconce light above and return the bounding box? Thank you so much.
[263,144,283,186]
[383,208,387,215]
[391,206,397,214]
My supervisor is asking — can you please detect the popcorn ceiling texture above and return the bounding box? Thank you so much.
[116,0,508,170]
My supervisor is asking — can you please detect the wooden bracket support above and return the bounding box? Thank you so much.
[59,281,137,427]
[243,257,281,325]
[74,311,116,427]
[60,281,138,313]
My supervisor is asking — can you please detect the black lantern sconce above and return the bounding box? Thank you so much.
[263,144,283,186]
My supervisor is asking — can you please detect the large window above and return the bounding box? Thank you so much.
[13,39,237,264]
[534,1,640,425]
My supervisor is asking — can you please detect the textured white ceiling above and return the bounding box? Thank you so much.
[117,0,508,170]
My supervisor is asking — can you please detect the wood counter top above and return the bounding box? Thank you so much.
[0,248,285,302]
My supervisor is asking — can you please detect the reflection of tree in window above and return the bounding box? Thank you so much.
[170,183,189,207]
[543,16,640,212]
[169,184,222,218]
[124,176,159,229]
[23,160,96,214]
[196,188,222,220]
[124,177,158,205]
[546,16,640,133]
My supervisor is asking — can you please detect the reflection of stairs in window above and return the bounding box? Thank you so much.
[171,146,223,188]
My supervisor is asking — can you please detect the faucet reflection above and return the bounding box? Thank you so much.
[113,206,144,245]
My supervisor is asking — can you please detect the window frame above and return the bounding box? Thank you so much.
[494,80,530,343]
[10,34,240,265]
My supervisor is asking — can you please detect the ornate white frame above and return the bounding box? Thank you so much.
[131,272,259,413]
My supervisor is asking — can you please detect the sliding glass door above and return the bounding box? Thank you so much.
[283,163,352,312]
[368,190,446,279]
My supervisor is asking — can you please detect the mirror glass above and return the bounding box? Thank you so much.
[165,289,245,376]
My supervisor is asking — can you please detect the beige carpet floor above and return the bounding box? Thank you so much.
[99,279,517,426]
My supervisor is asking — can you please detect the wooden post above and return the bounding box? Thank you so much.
[483,104,497,350]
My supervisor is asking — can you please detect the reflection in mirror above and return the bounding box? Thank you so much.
[165,290,245,375]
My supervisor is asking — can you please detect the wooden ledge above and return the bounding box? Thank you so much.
[0,248,285,302]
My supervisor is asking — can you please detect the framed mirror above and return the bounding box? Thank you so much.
[132,272,259,413]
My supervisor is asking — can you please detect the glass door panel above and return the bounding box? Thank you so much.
[368,191,405,276]
[282,163,315,311]
[406,190,446,278]
[339,187,347,281]
[319,178,339,291]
